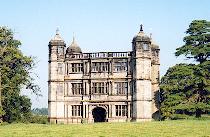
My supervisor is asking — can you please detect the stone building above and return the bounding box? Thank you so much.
[48,25,160,124]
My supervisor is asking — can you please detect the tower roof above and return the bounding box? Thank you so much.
[50,28,64,42]
[132,24,150,42]
[150,34,160,49]
[151,40,159,49]
[66,36,82,54]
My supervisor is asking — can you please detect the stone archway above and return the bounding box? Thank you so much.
[92,107,106,122]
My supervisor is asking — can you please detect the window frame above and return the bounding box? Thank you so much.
[58,63,63,74]
[113,60,127,72]
[71,63,83,73]
[143,43,149,51]
[115,82,128,95]
[71,83,83,95]
[91,62,109,72]
[92,82,107,94]
[115,105,127,117]
[72,105,82,117]
[57,46,64,55]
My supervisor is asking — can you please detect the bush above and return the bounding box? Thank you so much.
[166,114,210,120]
[29,115,48,124]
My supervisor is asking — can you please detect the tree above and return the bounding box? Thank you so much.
[160,63,210,118]
[160,20,210,119]
[0,26,40,123]
[175,20,210,63]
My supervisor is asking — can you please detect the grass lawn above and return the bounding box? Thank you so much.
[0,120,209,137]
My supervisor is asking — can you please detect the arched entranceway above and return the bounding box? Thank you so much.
[92,107,106,122]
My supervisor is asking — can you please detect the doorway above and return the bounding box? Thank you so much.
[92,107,106,122]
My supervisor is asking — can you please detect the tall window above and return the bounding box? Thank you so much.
[56,84,63,96]
[72,105,82,116]
[115,82,127,95]
[72,83,83,95]
[115,105,127,116]
[71,63,83,73]
[58,46,64,54]
[92,82,107,94]
[114,60,127,72]
[92,62,108,72]
[58,63,63,74]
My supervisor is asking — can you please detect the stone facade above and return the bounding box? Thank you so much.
[48,25,160,124]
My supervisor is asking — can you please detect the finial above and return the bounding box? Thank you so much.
[73,32,75,43]
[150,33,152,39]
[140,24,143,32]
[56,27,59,35]
[149,28,152,39]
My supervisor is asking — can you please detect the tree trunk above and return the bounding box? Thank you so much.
[195,109,202,118]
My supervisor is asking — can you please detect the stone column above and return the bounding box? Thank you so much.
[128,102,130,118]
[112,104,115,117]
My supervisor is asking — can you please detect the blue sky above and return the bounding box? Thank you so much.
[0,0,210,108]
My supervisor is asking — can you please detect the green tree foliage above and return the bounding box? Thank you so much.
[161,63,210,119]
[0,26,40,123]
[160,20,210,119]
[175,20,210,63]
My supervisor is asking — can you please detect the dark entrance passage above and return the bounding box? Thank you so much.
[92,107,106,122]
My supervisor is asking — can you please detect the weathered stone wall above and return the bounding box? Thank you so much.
[151,48,160,115]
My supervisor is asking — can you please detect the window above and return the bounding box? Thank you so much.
[72,105,82,116]
[115,105,127,116]
[114,60,127,72]
[56,84,63,95]
[72,83,83,95]
[92,62,108,72]
[115,82,127,95]
[143,43,149,51]
[58,63,63,74]
[92,82,107,94]
[156,50,159,55]
[71,63,83,73]
[58,46,63,54]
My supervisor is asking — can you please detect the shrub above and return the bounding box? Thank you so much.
[29,115,48,124]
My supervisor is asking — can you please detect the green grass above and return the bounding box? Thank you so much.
[0,120,209,137]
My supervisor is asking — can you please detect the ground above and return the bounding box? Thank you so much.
[0,120,209,137]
